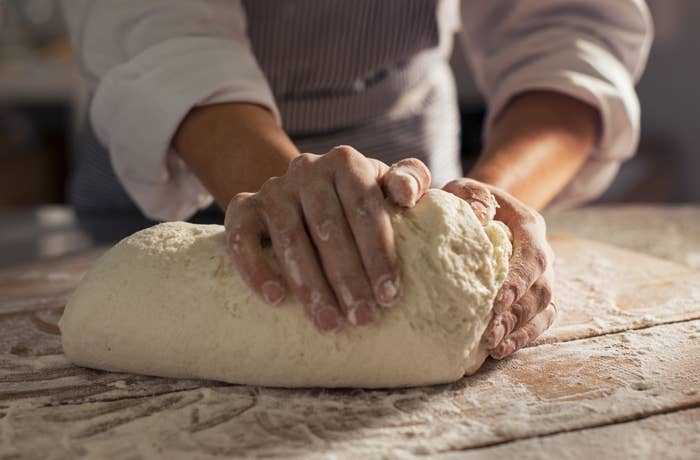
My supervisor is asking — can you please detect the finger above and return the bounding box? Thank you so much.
[225,193,286,305]
[493,219,549,314]
[327,146,401,307]
[300,179,376,326]
[259,179,342,332]
[490,302,558,359]
[442,178,498,225]
[381,158,431,208]
[483,264,554,348]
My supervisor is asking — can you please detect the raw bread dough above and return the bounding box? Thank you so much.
[60,190,511,388]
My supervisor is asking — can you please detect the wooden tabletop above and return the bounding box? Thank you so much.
[1,205,699,459]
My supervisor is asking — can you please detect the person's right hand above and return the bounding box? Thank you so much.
[224,146,431,332]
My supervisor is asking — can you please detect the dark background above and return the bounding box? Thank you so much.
[1,0,697,210]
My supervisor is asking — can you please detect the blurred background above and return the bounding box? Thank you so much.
[0,0,697,265]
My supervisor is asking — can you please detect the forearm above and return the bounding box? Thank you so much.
[174,103,299,209]
[468,91,600,210]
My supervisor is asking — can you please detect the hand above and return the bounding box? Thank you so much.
[224,146,431,332]
[443,178,556,359]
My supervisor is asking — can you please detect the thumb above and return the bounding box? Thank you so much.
[442,178,498,225]
[381,158,431,207]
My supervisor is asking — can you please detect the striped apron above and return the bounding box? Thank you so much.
[69,0,462,218]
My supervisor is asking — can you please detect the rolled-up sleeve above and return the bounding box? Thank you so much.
[62,0,279,220]
[460,0,653,207]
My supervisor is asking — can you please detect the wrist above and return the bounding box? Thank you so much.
[174,103,299,208]
[467,157,514,191]
[468,91,600,209]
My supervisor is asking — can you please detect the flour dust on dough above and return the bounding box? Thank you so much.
[60,190,511,388]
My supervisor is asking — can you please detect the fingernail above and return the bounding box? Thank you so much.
[496,288,515,313]
[485,317,506,348]
[401,174,419,207]
[376,274,400,307]
[315,307,341,331]
[262,281,285,305]
[348,302,373,326]
[492,338,515,360]
[389,171,419,207]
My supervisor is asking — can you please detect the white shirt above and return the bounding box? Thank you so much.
[62,0,653,221]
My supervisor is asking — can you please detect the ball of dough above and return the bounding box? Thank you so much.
[60,190,511,388]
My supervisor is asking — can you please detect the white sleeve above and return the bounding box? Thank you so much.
[61,0,280,220]
[460,0,653,207]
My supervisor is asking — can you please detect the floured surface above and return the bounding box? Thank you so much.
[2,321,699,458]
[537,235,700,345]
[439,408,700,460]
[545,205,700,270]
[2,205,700,458]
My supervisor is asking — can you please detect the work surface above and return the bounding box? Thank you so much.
[1,205,699,459]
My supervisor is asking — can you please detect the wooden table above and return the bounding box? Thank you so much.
[1,205,699,459]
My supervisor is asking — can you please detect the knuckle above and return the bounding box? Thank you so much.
[443,178,492,204]
[464,181,491,198]
[289,153,315,174]
[443,178,467,194]
[259,176,283,197]
[328,145,360,165]
[395,157,427,174]
[459,178,485,192]
[530,247,548,275]
[511,303,533,331]
[510,300,527,317]
[537,281,553,307]
[442,179,462,192]
[515,208,545,230]
[227,192,254,212]
[531,210,546,227]
[501,310,519,334]
[225,193,257,228]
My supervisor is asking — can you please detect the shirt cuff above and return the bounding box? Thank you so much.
[483,38,641,208]
[90,36,280,221]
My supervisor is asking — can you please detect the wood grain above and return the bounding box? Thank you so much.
[438,407,700,460]
[540,235,700,344]
[1,320,698,458]
[1,235,699,458]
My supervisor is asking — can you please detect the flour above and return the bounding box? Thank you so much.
[545,205,700,270]
[3,321,697,458]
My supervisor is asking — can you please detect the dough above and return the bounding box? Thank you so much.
[60,190,511,388]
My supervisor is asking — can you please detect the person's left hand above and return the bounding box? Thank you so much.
[442,178,557,359]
